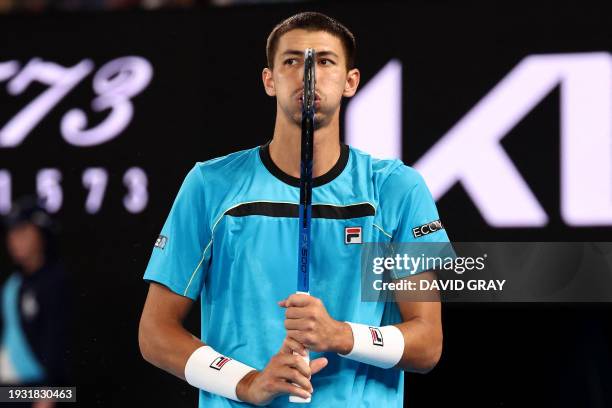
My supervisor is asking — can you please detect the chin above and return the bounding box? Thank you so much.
[290,108,330,129]
[291,114,302,127]
[314,114,330,129]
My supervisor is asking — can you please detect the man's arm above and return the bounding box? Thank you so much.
[138,282,204,379]
[139,282,325,405]
[392,270,443,374]
[332,271,443,373]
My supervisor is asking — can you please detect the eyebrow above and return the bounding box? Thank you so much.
[281,49,340,59]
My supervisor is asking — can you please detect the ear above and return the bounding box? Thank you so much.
[262,67,276,96]
[342,68,361,98]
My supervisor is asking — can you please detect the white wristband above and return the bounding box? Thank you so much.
[184,345,255,402]
[339,322,405,369]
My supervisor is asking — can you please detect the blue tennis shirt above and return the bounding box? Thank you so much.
[143,142,450,407]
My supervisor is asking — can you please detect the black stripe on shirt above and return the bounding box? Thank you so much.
[225,202,375,219]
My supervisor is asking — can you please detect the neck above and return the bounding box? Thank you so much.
[269,108,341,179]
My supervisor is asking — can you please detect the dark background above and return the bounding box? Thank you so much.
[0,2,611,407]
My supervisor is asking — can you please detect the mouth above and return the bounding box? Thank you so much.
[297,91,321,108]
[296,91,321,102]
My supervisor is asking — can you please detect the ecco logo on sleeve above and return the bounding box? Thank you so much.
[345,227,362,244]
[154,235,168,249]
[369,327,384,346]
[412,220,444,238]
[210,356,232,370]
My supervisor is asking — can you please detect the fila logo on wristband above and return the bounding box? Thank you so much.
[340,322,404,369]
[345,227,362,244]
[185,346,255,402]
[369,327,384,346]
[210,356,232,370]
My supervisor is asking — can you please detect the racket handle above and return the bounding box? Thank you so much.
[289,349,311,403]
[289,290,311,403]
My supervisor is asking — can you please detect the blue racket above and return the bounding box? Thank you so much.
[289,48,315,404]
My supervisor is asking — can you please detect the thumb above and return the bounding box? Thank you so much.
[309,357,328,375]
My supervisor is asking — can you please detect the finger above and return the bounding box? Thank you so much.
[286,293,313,307]
[284,318,312,331]
[276,353,312,378]
[310,357,329,375]
[279,337,307,356]
[272,381,312,400]
[288,353,312,379]
[279,338,294,355]
[278,299,287,307]
[282,336,307,356]
[284,305,310,319]
[286,329,308,346]
[275,366,312,392]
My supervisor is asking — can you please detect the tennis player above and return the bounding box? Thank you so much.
[139,12,449,407]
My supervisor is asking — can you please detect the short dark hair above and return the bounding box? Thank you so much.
[266,12,356,70]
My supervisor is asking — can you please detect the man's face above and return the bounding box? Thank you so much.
[7,223,44,268]
[264,29,358,129]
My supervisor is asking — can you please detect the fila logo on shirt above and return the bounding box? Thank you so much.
[345,226,362,244]
[210,356,232,371]
[412,220,444,238]
[369,327,384,347]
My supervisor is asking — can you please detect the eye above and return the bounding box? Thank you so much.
[319,59,334,66]
[284,58,298,66]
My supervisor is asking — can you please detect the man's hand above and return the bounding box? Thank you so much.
[279,293,354,354]
[236,337,328,406]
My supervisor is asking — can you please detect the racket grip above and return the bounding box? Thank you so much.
[289,349,311,403]
[289,291,311,403]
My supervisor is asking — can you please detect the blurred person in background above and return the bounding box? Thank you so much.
[0,197,71,408]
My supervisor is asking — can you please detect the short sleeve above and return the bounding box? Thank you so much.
[380,164,452,278]
[143,164,211,300]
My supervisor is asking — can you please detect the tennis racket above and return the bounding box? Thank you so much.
[289,47,315,404]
